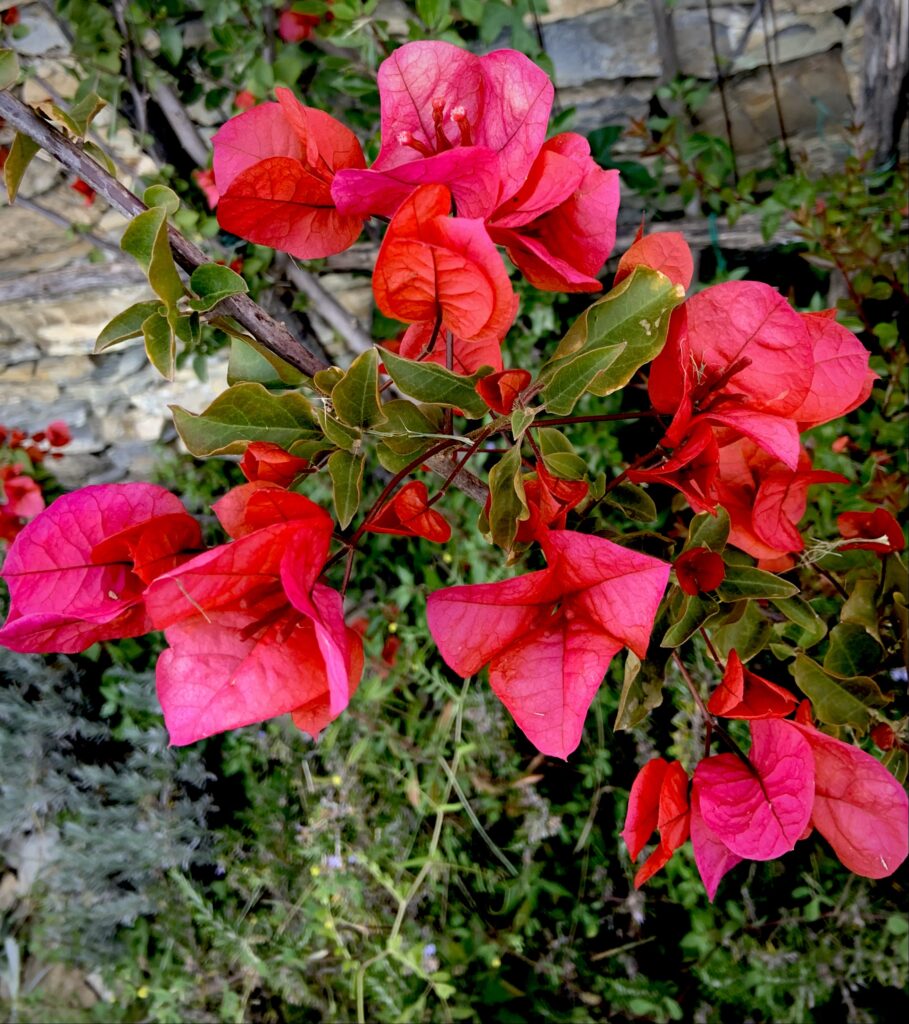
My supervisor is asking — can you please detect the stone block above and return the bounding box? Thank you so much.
[696,50,853,156]
[542,1,661,85]
[559,78,658,132]
[674,5,847,78]
[0,285,152,356]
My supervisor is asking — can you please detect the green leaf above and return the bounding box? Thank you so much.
[226,336,308,388]
[379,347,491,418]
[603,481,657,523]
[316,409,362,453]
[771,596,827,649]
[545,267,685,397]
[840,577,882,642]
[614,650,666,731]
[328,450,365,529]
[331,349,387,428]
[377,442,419,474]
[823,622,883,678]
[416,0,450,27]
[510,406,536,442]
[38,92,107,138]
[687,507,730,552]
[716,564,798,602]
[4,132,39,203]
[791,654,891,730]
[172,382,319,456]
[536,427,587,480]
[83,140,117,176]
[540,343,625,415]
[486,445,529,553]
[314,367,345,394]
[142,312,175,380]
[374,400,442,454]
[67,91,106,136]
[0,49,20,90]
[122,206,184,313]
[712,601,771,663]
[144,184,180,215]
[661,594,721,648]
[188,263,248,311]
[159,23,184,66]
[95,300,163,353]
[882,749,909,786]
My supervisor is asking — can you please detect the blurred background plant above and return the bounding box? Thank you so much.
[0,1,907,1021]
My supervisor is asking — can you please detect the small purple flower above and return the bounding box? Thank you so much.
[326,854,344,870]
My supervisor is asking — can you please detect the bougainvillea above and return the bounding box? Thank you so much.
[1,39,906,905]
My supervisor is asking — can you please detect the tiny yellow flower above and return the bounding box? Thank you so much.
[331,774,342,786]
[442,552,453,564]
[490,956,501,969]
[137,986,150,999]
[388,621,398,634]
[310,865,321,877]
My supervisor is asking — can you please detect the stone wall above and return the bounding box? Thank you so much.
[0,1,887,487]
[542,0,868,171]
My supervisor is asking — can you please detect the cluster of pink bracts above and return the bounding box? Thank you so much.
[208,41,619,373]
[1,41,905,899]
[623,673,908,898]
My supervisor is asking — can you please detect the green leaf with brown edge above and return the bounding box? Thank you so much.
[172,382,319,457]
[545,266,685,396]
[486,445,529,553]
[377,442,418,474]
[771,595,827,649]
[687,507,730,552]
[331,348,387,428]
[540,342,625,415]
[36,92,106,138]
[121,207,184,313]
[712,600,771,663]
[188,263,248,311]
[379,347,491,418]
[791,653,891,730]
[4,132,39,203]
[142,312,175,380]
[661,594,721,648]
[314,367,344,394]
[316,409,361,453]
[840,577,882,642]
[0,49,20,90]
[823,622,884,678]
[226,336,308,388]
[716,563,798,602]
[614,649,666,731]
[374,399,442,455]
[328,449,365,529]
[603,481,657,523]
[95,300,163,353]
